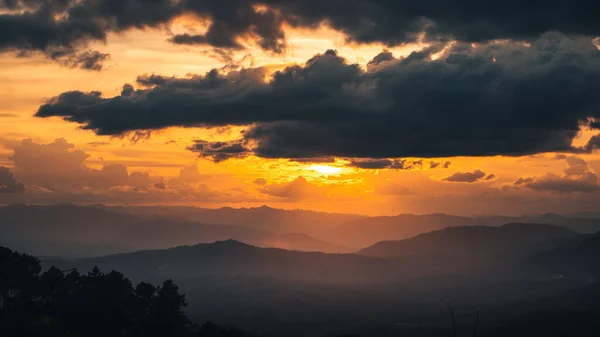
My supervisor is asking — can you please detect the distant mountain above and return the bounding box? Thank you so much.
[50,240,402,284]
[43,239,599,337]
[565,211,600,219]
[358,223,579,259]
[258,233,352,253]
[528,231,600,277]
[327,213,600,248]
[0,204,348,256]
[0,204,144,256]
[89,204,362,235]
[477,213,600,233]
[324,214,474,248]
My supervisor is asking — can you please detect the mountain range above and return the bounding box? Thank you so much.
[42,224,600,337]
[4,204,600,257]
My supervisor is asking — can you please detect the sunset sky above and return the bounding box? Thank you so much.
[1,0,600,216]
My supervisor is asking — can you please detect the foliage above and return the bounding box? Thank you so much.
[0,246,197,337]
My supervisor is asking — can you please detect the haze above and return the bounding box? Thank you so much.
[2,1,600,336]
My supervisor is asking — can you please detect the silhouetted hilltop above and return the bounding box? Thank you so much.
[0,204,349,256]
[89,204,362,235]
[358,223,579,259]
[324,214,474,248]
[260,233,352,253]
[327,213,600,248]
[54,240,401,284]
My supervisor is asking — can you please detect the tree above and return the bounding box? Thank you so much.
[0,246,193,337]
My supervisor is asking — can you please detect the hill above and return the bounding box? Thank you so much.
[0,204,348,256]
[324,214,474,248]
[527,231,600,278]
[358,223,579,259]
[327,213,600,248]
[90,204,362,235]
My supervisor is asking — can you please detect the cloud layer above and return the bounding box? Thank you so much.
[0,166,25,193]
[1,138,247,204]
[515,156,600,193]
[37,34,600,160]
[3,0,600,68]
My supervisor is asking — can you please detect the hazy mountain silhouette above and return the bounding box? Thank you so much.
[327,213,600,248]
[527,231,600,278]
[0,204,348,256]
[0,204,143,256]
[565,211,600,219]
[42,236,600,337]
[258,233,352,253]
[89,204,362,235]
[324,214,474,248]
[358,223,579,259]
[51,240,403,284]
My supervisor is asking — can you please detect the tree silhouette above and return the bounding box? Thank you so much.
[0,246,195,337]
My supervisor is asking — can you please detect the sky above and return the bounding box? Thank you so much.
[1,0,600,216]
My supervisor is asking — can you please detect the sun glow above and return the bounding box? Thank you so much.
[309,165,343,175]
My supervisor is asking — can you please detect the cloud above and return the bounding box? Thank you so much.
[443,170,487,183]
[430,160,452,169]
[1,138,247,204]
[36,34,600,159]
[347,159,408,170]
[515,156,600,193]
[0,166,26,193]
[0,0,285,66]
[188,139,251,162]
[347,158,449,170]
[57,50,110,71]
[5,0,600,68]
[258,176,328,200]
[0,0,110,69]
[9,138,161,192]
[253,178,267,186]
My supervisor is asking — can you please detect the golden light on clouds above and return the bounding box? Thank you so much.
[1,17,600,216]
[309,165,343,175]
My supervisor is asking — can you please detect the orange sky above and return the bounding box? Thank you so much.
[1,23,600,216]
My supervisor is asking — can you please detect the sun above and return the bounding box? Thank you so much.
[309,165,343,175]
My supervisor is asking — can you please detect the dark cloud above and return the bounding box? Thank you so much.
[189,139,252,162]
[0,166,26,193]
[485,174,496,181]
[443,170,487,183]
[0,0,109,69]
[515,156,600,193]
[347,158,448,170]
[430,160,452,169]
[275,0,600,45]
[584,135,600,152]
[61,50,110,71]
[36,35,600,159]
[168,5,286,54]
[5,0,600,68]
[347,159,406,170]
[253,178,267,186]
